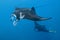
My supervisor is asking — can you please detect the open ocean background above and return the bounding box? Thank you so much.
[0,0,60,40]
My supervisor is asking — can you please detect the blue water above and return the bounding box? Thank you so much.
[0,0,60,40]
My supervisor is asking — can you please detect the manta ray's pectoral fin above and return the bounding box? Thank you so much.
[34,21,56,33]
[34,21,49,32]
[30,7,36,15]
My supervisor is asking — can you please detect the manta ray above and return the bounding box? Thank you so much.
[10,7,56,32]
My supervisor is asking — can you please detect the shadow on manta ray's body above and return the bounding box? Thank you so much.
[10,7,56,33]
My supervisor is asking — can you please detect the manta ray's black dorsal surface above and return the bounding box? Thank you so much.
[13,7,52,21]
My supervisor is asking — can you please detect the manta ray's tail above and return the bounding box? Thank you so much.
[34,21,56,33]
